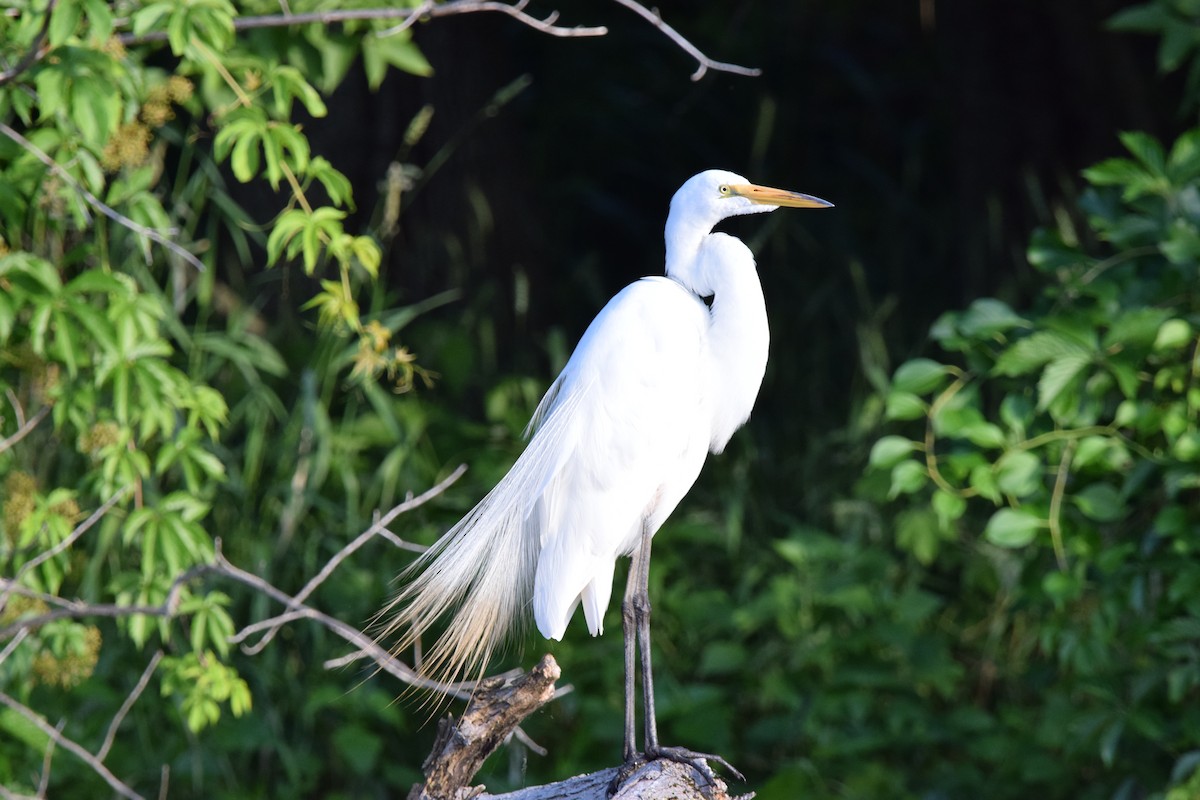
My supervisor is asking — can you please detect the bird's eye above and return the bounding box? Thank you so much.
[718,185,731,196]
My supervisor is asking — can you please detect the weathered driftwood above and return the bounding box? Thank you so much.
[410,654,752,800]
[487,759,749,800]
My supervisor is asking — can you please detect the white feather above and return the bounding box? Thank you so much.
[377,169,824,688]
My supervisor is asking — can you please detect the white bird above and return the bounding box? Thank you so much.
[380,169,831,776]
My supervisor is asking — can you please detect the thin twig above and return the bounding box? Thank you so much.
[117,0,607,46]
[97,651,163,761]
[111,0,761,81]
[5,389,27,429]
[0,405,49,456]
[0,692,145,800]
[37,719,63,798]
[0,560,205,640]
[208,542,477,696]
[0,597,172,639]
[512,726,548,757]
[7,489,130,597]
[608,0,762,80]
[230,609,311,643]
[0,122,206,272]
[1047,440,1075,571]
[0,628,30,667]
[0,0,57,88]
[240,464,465,654]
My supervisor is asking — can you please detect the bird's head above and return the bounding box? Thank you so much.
[670,169,833,231]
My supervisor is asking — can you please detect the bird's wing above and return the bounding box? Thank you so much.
[528,277,713,640]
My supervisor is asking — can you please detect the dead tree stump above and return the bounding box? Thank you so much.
[409,654,752,800]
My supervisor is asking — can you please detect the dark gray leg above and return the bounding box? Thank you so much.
[620,546,641,762]
[610,521,742,792]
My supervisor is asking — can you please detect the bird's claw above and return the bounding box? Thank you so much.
[648,744,745,784]
[607,746,743,796]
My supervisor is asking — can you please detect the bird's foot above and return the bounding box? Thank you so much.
[607,753,647,796]
[607,746,743,796]
[648,744,745,784]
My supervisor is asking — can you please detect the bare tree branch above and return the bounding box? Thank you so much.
[111,0,759,81]
[608,0,762,81]
[116,0,607,46]
[240,463,464,654]
[412,654,561,800]
[6,488,130,594]
[0,0,57,88]
[97,651,164,762]
[0,470,604,800]
[207,542,478,697]
[0,560,205,641]
[36,719,62,799]
[0,404,49,456]
[0,628,30,667]
[0,122,207,272]
[0,692,146,800]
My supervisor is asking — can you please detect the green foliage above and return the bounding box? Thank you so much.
[0,0,445,795]
[1110,0,1200,99]
[160,650,251,732]
[3,2,1199,800]
[866,126,1200,796]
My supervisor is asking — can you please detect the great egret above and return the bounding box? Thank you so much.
[380,169,831,778]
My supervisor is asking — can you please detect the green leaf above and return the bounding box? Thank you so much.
[1103,307,1172,349]
[0,293,13,341]
[1042,570,1083,605]
[1168,128,1200,183]
[1107,359,1142,399]
[351,236,381,278]
[130,2,173,37]
[1074,436,1115,468]
[1159,21,1199,72]
[957,298,1029,339]
[896,508,943,565]
[969,463,1001,502]
[892,358,950,394]
[959,419,1006,449]
[999,394,1034,437]
[889,460,928,499]
[869,436,916,469]
[995,331,1092,377]
[1073,483,1127,522]
[1100,720,1125,768]
[82,0,115,41]
[1028,228,1084,271]
[362,32,433,89]
[932,489,967,532]
[984,508,1044,548]
[1120,130,1167,177]
[1171,430,1200,462]
[885,390,927,421]
[307,156,354,207]
[1107,3,1170,33]
[49,0,82,47]
[996,450,1042,497]
[1154,318,1194,351]
[269,66,328,118]
[1038,355,1090,412]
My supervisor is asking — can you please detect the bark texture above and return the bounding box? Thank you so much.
[410,654,752,800]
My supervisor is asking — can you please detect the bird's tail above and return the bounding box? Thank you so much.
[375,380,581,691]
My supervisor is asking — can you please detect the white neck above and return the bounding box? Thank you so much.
[664,224,770,453]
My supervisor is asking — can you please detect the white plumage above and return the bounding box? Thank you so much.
[379,170,831,707]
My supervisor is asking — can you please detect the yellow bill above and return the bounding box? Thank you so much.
[727,183,833,209]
